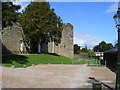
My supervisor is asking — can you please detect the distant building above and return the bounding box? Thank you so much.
[94,52,104,65]
[1,23,74,58]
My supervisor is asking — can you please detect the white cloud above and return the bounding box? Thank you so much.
[12,0,48,12]
[104,2,118,13]
[13,1,30,12]
[5,0,120,2]
[11,0,32,3]
[74,32,101,49]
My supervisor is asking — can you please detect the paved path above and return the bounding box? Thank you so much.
[80,58,93,64]
[1,64,116,88]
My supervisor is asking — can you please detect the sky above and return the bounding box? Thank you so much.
[13,1,119,49]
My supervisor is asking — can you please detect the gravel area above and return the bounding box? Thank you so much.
[1,64,116,88]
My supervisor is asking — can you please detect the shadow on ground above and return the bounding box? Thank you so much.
[2,54,28,64]
[89,77,115,90]
[107,66,116,73]
[48,53,60,56]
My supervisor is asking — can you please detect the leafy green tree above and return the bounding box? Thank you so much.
[81,44,88,53]
[93,45,99,52]
[93,41,113,52]
[74,44,80,54]
[81,48,88,53]
[99,41,106,52]
[88,49,94,58]
[2,2,21,29]
[106,43,113,50]
[20,2,63,53]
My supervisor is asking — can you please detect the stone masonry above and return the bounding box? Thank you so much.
[1,23,24,54]
[1,23,73,58]
[48,23,73,58]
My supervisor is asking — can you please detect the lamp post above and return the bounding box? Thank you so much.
[113,2,120,90]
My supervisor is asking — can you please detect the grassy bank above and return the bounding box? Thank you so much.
[2,54,87,68]
[81,57,106,67]
[82,57,97,64]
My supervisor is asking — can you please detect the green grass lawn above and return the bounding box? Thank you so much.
[81,57,106,67]
[82,57,98,64]
[2,54,87,68]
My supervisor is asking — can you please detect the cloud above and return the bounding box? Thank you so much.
[74,32,101,49]
[6,0,120,2]
[13,1,30,12]
[12,0,47,12]
[104,2,118,13]
[11,0,32,3]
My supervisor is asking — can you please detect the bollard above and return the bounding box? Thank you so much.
[87,61,90,66]
[93,81,102,90]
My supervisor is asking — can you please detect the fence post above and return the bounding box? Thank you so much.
[87,61,90,66]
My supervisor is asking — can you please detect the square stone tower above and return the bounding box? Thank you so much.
[48,23,74,58]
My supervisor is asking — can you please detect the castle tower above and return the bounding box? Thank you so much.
[48,23,74,58]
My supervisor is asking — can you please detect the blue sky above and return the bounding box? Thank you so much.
[13,1,119,49]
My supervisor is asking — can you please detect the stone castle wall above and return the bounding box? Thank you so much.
[1,23,24,54]
[48,23,73,58]
[2,23,73,58]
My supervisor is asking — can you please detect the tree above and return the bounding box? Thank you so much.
[20,2,63,53]
[74,44,80,54]
[80,44,88,53]
[2,2,21,29]
[93,45,99,52]
[93,41,113,52]
[106,43,114,50]
[99,41,106,52]
[88,49,94,58]
[81,48,88,53]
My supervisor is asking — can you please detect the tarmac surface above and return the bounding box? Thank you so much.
[1,64,116,89]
